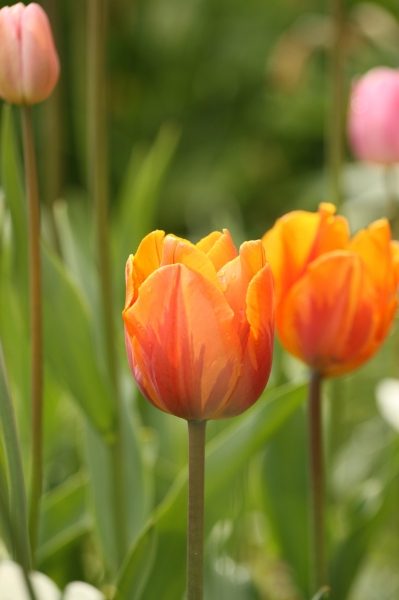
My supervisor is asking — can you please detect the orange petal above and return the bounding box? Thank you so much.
[216,264,275,417]
[218,240,266,330]
[196,229,237,271]
[349,219,396,293]
[262,203,349,301]
[196,231,222,253]
[161,234,221,288]
[127,230,165,305]
[349,219,399,348]
[123,264,242,419]
[124,255,135,309]
[391,240,399,284]
[277,251,377,376]
[246,263,275,343]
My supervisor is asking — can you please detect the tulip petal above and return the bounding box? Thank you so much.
[246,263,275,344]
[349,219,399,344]
[0,4,24,104]
[218,240,266,334]
[126,230,165,306]
[124,255,134,308]
[391,240,399,282]
[278,252,377,376]
[216,264,275,417]
[123,264,242,420]
[349,219,396,292]
[348,67,399,164]
[195,231,221,253]
[262,203,349,301]
[21,3,59,104]
[161,235,221,289]
[196,229,237,271]
[133,230,165,282]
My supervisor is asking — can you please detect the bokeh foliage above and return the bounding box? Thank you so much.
[0,0,398,599]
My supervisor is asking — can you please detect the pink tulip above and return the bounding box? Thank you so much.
[0,2,59,105]
[348,67,399,164]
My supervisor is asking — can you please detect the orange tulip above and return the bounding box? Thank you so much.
[123,229,275,420]
[262,203,399,377]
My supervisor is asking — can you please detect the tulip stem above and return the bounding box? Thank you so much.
[327,0,345,207]
[43,0,63,257]
[187,420,207,600]
[87,0,127,561]
[21,105,43,560]
[308,371,327,593]
[87,0,116,388]
[384,165,398,223]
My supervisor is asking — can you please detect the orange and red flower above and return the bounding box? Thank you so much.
[123,229,274,420]
[262,203,399,377]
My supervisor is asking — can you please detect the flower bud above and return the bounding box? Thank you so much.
[348,67,399,164]
[0,2,59,105]
[123,229,275,421]
[263,203,399,377]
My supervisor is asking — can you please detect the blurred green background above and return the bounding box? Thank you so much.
[37,0,399,236]
[1,0,399,599]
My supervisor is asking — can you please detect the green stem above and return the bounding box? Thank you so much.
[87,0,126,560]
[87,0,116,386]
[21,105,43,560]
[327,0,345,208]
[308,371,326,593]
[384,165,399,230]
[0,347,32,571]
[42,0,63,257]
[326,0,346,531]
[187,420,207,600]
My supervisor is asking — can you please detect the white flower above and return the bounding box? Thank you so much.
[0,561,105,600]
[376,378,399,432]
[63,582,105,600]
[0,560,60,600]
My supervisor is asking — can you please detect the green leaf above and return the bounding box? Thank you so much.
[115,383,306,599]
[206,384,306,505]
[262,405,310,596]
[85,398,151,574]
[0,345,31,570]
[329,471,398,600]
[37,472,91,564]
[311,587,330,600]
[0,436,12,553]
[117,527,158,600]
[0,104,27,297]
[114,124,180,281]
[116,528,185,600]
[42,245,116,436]
[205,552,260,600]
[52,195,97,308]
[0,253,30,410]
[329,424,399,599]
